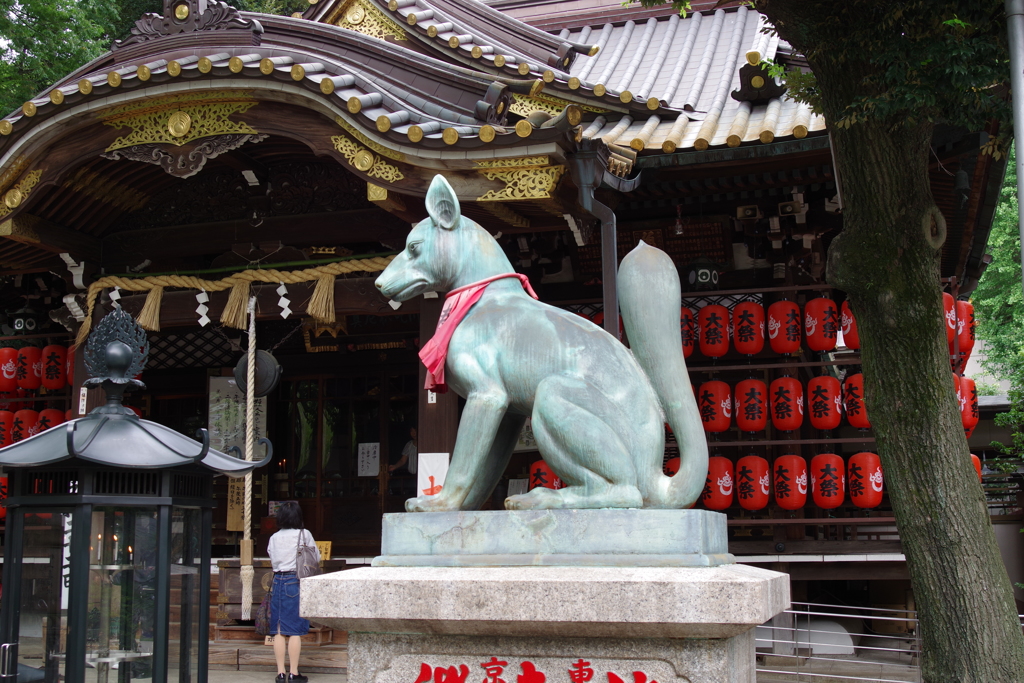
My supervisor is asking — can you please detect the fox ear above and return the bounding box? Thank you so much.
[425,175,460,230]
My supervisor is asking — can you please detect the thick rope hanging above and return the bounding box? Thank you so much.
[239,295,257,621]
[75,255,396,345]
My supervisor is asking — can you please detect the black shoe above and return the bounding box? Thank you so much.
[288,674,308,683]
[276,675,286,683]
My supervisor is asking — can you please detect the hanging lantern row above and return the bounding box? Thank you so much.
[697,373,870,433]
[0,408,68,447]
[955,374,980,438]
[698,452,884,511]
[681,297,856,360]
[0,344,73,392]
[529,460,566,490]
[943,294,976,371]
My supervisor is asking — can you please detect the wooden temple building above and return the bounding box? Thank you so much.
[0,0,1018,619]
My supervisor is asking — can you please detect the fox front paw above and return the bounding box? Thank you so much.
[405,495,460,512]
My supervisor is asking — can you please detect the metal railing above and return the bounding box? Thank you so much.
[757,602,1024,682]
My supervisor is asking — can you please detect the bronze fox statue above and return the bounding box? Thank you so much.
[375,174,707,511]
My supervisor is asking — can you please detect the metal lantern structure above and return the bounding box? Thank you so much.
[0,308,271,683]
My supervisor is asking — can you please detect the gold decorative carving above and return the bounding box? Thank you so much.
[102,92,258,151]
[62,168,150,213]
[303,320,349,353]
[367,182,388,201]
[0,120,11,135]
[474,156,549,169]
[49,90,64,105]
[334,0,406,41]
[476,166,565,202]
[0,169,42,218]
[333,117,404,161]
[0,157,30,195]
[78,79,93,95]
[331,134,405,183]
[509,93,609,119]
[174,3,190,19]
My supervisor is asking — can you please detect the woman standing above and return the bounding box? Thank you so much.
[268,501,320,682]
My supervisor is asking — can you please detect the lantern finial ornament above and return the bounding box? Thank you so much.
[83,307,149,398]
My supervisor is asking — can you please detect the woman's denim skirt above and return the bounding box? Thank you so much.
[270,571,311,636]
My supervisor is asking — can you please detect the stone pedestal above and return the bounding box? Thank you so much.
[301,511,789,683]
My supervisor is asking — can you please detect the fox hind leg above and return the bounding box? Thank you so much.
[505,376,643,510]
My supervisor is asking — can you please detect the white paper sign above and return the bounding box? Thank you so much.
[208,377,267,454]
[357,442,381,477]
[417,452,450,496]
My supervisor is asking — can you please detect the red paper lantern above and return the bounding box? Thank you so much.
[41,345,66,390]
[698,305,730,358]
[769,376,804,432]
[953,300,975,366]
[736,455,770,511]
[0,476,7,520]
[807,376,843,430]
[664,457,680,477]
[0,411,12,448]
[0,348,17,392]
[958,376,980,436]
[66,347,75,388]
[804,297,840,352]
[844,373,871,429]
[65,408,74,421]
[12,409,38,442]
[697,380,732,432]
[811,453,845,509]
[971,454,982,481]
[767,300,801,355]
[840,300,860,350]
[943,292,956,344]
[773,454,807,510]
[732,301,765,356]
[16,347,42,391]
[734,379,767,432]
[680,307,697,358]
[37,408,65,432]
[848,452,883,509]
[701,456,734,510]
[529,460,564,490]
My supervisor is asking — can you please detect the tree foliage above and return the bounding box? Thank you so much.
[0,0,307,117]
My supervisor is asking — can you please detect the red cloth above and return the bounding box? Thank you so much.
[419,273,538,392]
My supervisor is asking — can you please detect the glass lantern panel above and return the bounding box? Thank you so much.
[16,510,72,683]
[84,507,158,683]
[168,508,202,683]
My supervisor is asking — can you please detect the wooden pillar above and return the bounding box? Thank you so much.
[417,298,458,455]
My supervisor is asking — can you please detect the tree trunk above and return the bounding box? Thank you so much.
[821,90,1024,683]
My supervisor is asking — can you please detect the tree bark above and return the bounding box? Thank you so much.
[755,3,1024,681]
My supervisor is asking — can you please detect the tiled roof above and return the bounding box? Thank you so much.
[563,6,826,153]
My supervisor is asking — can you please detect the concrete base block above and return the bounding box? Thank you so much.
[348,631,758,683]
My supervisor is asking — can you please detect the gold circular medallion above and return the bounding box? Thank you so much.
[353,149,374,171]
[448,36,460,48]
[759,130,775,144]
[478,125,495,143]
[793,124,808,139]
[388,0,398,10]
[260,58,275,75]
[588,45,600,57]
[291,64,305,81]
[107,71,122,87]
[22,102,36,117]
[662,140,677,154]
[630,137,646,152]
[229,57,244,73]
[308,0,318,4]
[566,105,582,126]
[78,79,93,94]
[494,55,506,67]
[4,188,23,209]
[442,127,459,145]
[619,90,632,104]
[320,77,335,94]
[291,12,302,18]
[345,5,365,24]
[0,120,12,136]
[198,57,212,73]
[407,13,418,25]
[593,83,606,97]
[518,62,530,76]
[471,46,483,59]
[427,25,438,38]
[496,100,504,114]
[377,115,392,132]
[563,56,570,66]
[515,120,532,138]
[751,75,765,89]
[49,89,64,105]
[174,3,189,19]
[138,65,151,81]
[347,96,362,114]
[646,97,660,111]
[568,77,580,90]
[167,111,192,138]
[407,125,423,143]
[168,61,182,77]
[542,70,554,83]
